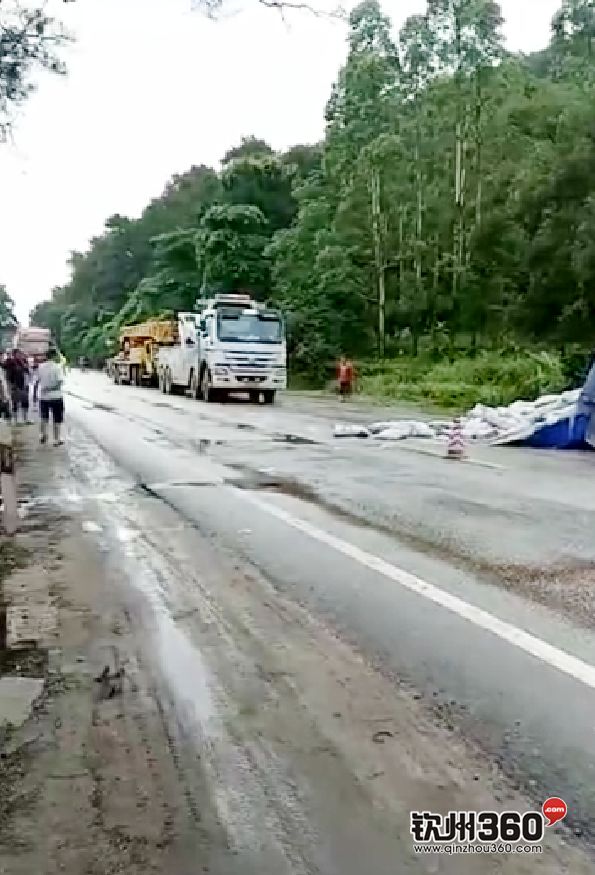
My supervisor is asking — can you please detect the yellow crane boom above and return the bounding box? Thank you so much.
[109,319,178,386]
[119,319,178,345]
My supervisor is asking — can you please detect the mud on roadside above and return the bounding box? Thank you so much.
[0,428,229,875]
[0,430,59,861]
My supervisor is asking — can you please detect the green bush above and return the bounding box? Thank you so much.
[357,350,566,410]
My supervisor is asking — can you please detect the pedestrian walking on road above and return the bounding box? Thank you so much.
[3,348,30,424]
[0,366,11,420]
[36,347,65,446]
[336,355,355,401]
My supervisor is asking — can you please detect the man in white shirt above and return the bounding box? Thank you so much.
[36,347,65,446]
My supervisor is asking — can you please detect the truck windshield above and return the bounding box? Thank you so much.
[217,312,283,344]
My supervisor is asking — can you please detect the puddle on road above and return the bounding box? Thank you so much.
[155,606,215,736]
[102,517,219,738]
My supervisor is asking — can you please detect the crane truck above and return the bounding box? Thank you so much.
[109,319,177,386]
[157,294,286,404]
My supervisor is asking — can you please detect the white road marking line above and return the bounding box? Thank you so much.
[235,489,595,691]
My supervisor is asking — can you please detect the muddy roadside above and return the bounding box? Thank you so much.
[0,428,236,875]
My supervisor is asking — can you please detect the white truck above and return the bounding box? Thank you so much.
[157,294,287,404]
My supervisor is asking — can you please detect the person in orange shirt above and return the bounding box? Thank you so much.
[337,355,355,401]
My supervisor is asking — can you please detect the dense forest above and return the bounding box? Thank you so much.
[27,0,595,397]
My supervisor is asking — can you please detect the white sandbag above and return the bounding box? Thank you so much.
[430,420,451,436]
[462,418,497,440]
[334,384,585,447]
[410,421,436,438]
[368,420,401,434]
[532,394,563,408]
[375,425,415,441]
[562,389,581,404]
[375,420,436,440]
[507,400,535,417]
[334,423,370,438]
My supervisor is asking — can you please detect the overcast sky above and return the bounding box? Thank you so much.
[1,0,561,324]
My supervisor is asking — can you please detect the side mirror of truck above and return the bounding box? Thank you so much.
[185,337,195,346]
[199,319,207,334]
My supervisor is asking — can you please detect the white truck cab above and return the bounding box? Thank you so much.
[158,295,287,404]
[156,313,201,395]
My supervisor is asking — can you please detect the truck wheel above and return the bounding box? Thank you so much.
[189,370,200,400]
[133,366,141,387]
[262,390,275,405]
[113,369,120,385]
[249,391,260,404]
[201,368,217,403]
[158,371,165,393]
[165,369,173,395]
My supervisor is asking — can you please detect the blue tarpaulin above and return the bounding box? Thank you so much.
[525,413,592,449]
[526,362,595,450]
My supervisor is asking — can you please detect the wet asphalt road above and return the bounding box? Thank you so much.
[63,372,595,853]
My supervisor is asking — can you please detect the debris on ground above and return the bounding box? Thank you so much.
[94,665,125,699]
[333,388,593,449]
[371,729,394,744]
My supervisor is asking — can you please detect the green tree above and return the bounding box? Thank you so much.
[280,143,322,181]
[197,204,270,296]
[221,154,297,232]
[0,285,17,329]
[551,0,595,73]
[30,0,595,378]
[222,136,274,165]
[1,1,70,139]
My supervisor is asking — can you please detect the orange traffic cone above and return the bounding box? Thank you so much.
[447,417,466,460]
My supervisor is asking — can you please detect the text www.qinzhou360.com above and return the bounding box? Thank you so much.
[414,843,543,855]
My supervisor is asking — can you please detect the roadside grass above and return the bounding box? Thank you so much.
[357,350,567,410]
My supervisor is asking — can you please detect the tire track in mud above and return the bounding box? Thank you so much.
[103,525,323,874]
[61,450,321,872]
